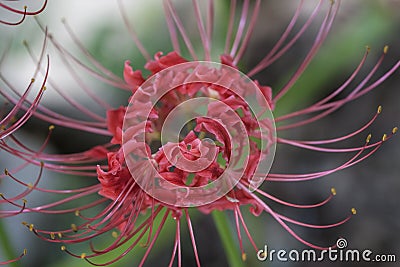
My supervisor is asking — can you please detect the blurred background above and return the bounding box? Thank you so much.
[1,0,399,266]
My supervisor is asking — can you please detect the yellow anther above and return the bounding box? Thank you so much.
[58,232,63,238]
[392,127,398,134]
[71,224,78,232]
[80,253,86,259]
[4,168,9,175]
[382,134,387,142]
[383,45,389,54]
[23,6,27,10]
[242,253,247,261]
[377,105,382,114]
[29,224,34,232]
[112,231,119,238]
[30,78,35,83]
[27,183,33,189]
[75,210,80,216]
[22,199,27,204]
[50,232,55,240]
[49,125,55,131]
[42,86,47,91]
[0,193,3,198]
[40,161,44,167]
[61,245,66,251]
[331,188,337,196]
[365,45,371,52]
[22,221,28,226]
[366,134,372,143]
[23,248,27,255]
[351,208,357,215]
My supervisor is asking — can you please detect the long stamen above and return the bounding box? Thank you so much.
[33,18,129,90]
[82,215,153,266]
[138,209,169,267]
[185,209,201,267]
[193,0,211,60]
[60,19,126,84]
[1,53,110,135]
[0,33,49,138]
[277,125,390,152]
[79,182,134,225]
[168,217,181,267]
[0,78,45,139]
[273,0,339,103]
[0,137,103,176]
[277,106,381,149]
[165,0,198,60]
[268,132,392,182]
[206,0,214,55]
[1,73,106,129]
[224,0,237,54]
[0,193,27,217]
[1,162,44,203]
[277,210,354,229]
[233,206,245,259]
[0,249,27,266]
[0,0,47,25]
[1,136,109,164]
[351,58,400,100]
[87,205,164,257]
[163,1,180,54]
[230,0,249,57]
[234,205,258,252]
[0,76,33,126]
[275,46,370,123]
[233,0,260,65]
[247,0,307,76]
[254,187,334,209]
[0,0,47,15]
[23,39,110,119]
[0,5,27,26]
[238,183,334,250]
[117,0,151,61]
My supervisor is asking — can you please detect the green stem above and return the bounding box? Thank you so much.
[0,218,21,267]
[212,210,245,267]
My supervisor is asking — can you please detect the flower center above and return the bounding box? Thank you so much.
[121,58,276,207]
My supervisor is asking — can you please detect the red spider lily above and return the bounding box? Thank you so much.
[0,0,399,266]
[0,0,47,26]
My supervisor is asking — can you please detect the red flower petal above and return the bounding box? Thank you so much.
[145,51,188,74]
[123,60,145,93]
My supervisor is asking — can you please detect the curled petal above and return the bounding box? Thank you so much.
[145,51,188,74]
[123,60,145,92]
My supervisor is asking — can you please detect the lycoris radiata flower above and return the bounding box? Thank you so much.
[0,0,399,266]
